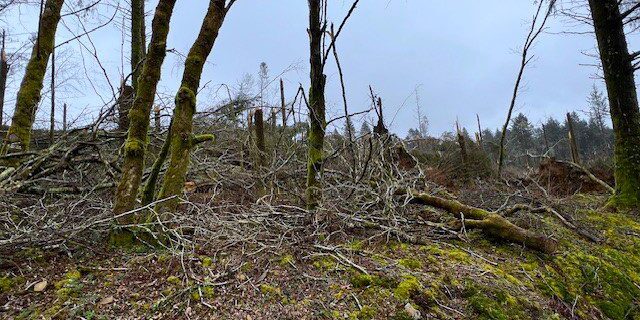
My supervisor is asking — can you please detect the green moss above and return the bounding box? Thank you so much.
[350,273,374,288]
[398,258,422,270]
[394,276,421,301]
[349,305,376,320]
[312,256,337,270]
[201,257,213,268]
[166,276,181,286]
[279,254,294,266]
[54,270,82,301]
[0,276,15,293]
[259,284,283,298]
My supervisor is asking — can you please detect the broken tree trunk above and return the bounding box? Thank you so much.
[0,30,9,128]
[155,0,228,213]
[306,0,327,210]
[253,108,266,167]
[1,0,64,154]
[396,189,558,253]
[566,112,581,165]
[112,0,178,217]
[280,78,286,128]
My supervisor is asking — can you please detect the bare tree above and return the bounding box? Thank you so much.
[498,0,556,174]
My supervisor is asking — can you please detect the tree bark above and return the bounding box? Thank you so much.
[112,0,178,216]
[253,107,266,167]
[155,0,227,213]
[1,0,64,154]
[306,0,327,210]
[0,30,9,128]
[566,112,581,164]
[131,0,146,91]
[588,0,640,207]
[397,189,558,254]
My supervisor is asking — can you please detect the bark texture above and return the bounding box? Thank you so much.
[398,189,558,253]
[131,0,146,91]
[306,0,327,209]
[1,0,64,154]
[155,0,226,213]
[588,0,640,207]
[113,0,178,216]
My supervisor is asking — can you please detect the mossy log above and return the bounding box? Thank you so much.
[1,0,64,154]
[112,0,178,217]
[396,189,558,253]
[155,0,227,213]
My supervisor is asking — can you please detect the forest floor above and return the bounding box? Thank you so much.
[1,190,640,320]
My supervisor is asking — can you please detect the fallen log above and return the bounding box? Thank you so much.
[395,189,558,254]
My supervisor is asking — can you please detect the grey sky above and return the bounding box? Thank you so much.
[2,0,635,136]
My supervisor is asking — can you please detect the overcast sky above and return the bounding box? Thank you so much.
[2,0,637,136]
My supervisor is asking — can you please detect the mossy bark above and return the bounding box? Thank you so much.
[398,189,558,253]
[1,0,64,154]
[155,0,227,213]
[131,0,146,91]
[589,0,640,208]
[306,0,327,210]
[141,119,172,206]
[112,0,178,217]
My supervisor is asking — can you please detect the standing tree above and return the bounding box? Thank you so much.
[305,0,360,209]
[498,0,555,174]
[1,0,64,154]
[0,30,9,128]
[131,0,146,91]
[306,0,327,209]
[112,0,178,219]
[587,0,640,207]
[154,0,234,213]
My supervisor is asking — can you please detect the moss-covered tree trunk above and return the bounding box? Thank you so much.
[131,0,146,91]
[112,0,178,217]
[155,0,227,213]
[0,31,9,128]
[306,0,327,210]
[588,0,640,207]
[1,0,64,154]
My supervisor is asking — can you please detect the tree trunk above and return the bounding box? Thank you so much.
[566,112,581,164]
[155,0,226,213]
[280,78,286,128]
[253,108,266,167]
[112,0,178,217]
[0,30,9,128]
[588,0,640,207]
[49,45,55,144]
[131,0,146,91]
[306,0,327,210]
[1,0,64,154]
[397,189,557,253]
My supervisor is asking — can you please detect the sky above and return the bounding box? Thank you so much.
[1,0,636,137]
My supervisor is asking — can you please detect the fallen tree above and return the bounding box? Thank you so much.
[395,189,558,254]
